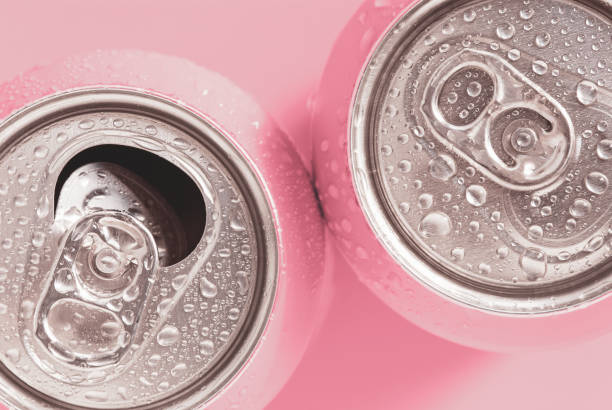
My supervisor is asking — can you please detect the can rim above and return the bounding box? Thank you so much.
[0,87,278,409]
[349,0,612,315]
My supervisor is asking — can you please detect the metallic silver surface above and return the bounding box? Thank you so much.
[351,0,612,313]
[0,89,277,408]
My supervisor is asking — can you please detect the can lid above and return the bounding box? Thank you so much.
[0,89,277,408]
[351,0,612,313]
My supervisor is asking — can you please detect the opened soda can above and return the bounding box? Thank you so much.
[0,50,328,409]
[312,0,612,350]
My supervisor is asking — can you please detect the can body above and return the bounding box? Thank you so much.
[0,50,329,408]
[313,0,612,351]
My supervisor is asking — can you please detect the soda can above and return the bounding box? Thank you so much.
[312,0,612,350]
[0,50,328,409]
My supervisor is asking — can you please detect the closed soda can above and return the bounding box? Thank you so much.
[0,50,327,409]
[312,0,612,350]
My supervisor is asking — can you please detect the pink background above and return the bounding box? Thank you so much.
[1,1,610,409]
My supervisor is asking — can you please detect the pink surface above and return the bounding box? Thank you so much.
[0,1,609,409]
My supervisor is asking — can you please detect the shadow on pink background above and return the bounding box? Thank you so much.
[1,1,611,409]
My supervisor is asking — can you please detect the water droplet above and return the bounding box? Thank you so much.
[230,218,246,232]
[532,60,548,75]
[147,354,161,367]
[398,160,412,173]
[469,221,480,233]
[585,172,608,195]
[412,126,425,138]
[171,274,188,291]
[496,247,509,259]
[20,300,34,319]
[535,32,551,48]
[576,80,598,106]
[13,195,27,207]
[428,154,456,181]
[418,212,452,237]
[597,121,608,132]
[451,247,465,261]
[199,339,215,356]
[37,195,50,218]
[528,225,544,240]
[520,8,534,20]
[496,23,516,40]
[79,119,95,130]
[478,263,491,275]
[558,251,571,261]
[31,231,46,248]
[569,198,592,218]
[200,277,218,298]
[171,138,190,150]
[541,206,552,217]
[491,211,501,222]
[585,236,604,252]
[84,391,108,402]
[171,362,187,377]
[418,193,433,209]
[597,139,612,160]
[464,9,477,22]
[34,146,49,159]
[467,81,482,97]
[520,248,547,281]
[228,308,241,321]
[156,325,180,347]
[145,125,157,135]
[507,49,521,61]
[54,268,75,294]
[6,348,19,363]
[465,185,487,207]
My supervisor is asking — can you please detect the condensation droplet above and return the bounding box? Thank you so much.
[584,172,608,195]
[200,277,218,299]
[535,32,551,48]
[418,212,452,237]
[520,248,547,281]
[569,198,592,218]
[428,154,456,181]
[596,139,612,160]
[532,60,548,75]
[496,23,516,40]
[156,325,180,347]
[576,80,598,106]
[507,49,521,61]
[465,185,487,207]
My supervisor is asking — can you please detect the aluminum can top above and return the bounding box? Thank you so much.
[0,88,277,409]
[351,0,612,313]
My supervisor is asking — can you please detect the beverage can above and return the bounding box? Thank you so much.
[0,50,328,408]
[312,0,612,350]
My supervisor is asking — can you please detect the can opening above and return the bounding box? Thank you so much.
[53,144,206,266]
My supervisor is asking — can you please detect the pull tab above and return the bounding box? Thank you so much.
[33,160,185,369]
[422,49,575,191]
[35,211,158,367]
